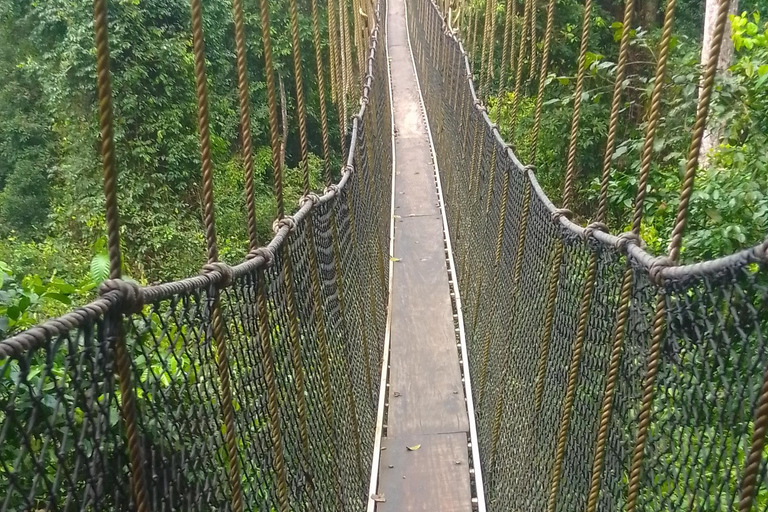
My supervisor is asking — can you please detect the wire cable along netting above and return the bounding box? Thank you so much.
[0,0,391,509]
[407,0,768,510]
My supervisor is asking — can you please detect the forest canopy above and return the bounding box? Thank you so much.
[1,0,767,336]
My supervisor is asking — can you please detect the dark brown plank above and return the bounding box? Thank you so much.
[377,433,472,512]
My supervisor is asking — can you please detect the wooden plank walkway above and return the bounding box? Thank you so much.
[371,0,473,509]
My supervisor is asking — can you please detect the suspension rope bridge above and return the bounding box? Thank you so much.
[1,0,767,511]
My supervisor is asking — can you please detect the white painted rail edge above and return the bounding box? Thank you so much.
[366,0,396,508]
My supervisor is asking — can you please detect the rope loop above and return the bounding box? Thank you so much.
[616,231,643,254]
[551,208,573,224]
[99,279,144,314]
[490,123,499,132]
[583,221,609,241]
[649,256,674,285]
[523,163,536,173]
[344,163,355,175]
[299,192,320,208]
[273,216,297,234]
[247,247,275,267]
[202,262,234,288]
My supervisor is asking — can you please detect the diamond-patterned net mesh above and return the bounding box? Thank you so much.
[407,0,768,511]
[0,4,391,510]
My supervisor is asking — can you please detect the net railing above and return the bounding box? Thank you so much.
[0,4,391,511]
[406,0,768,511]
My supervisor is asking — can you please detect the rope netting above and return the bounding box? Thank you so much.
[408,0,768,511]
[0,0,391,509]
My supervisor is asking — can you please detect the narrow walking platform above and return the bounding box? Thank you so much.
[372,0,473,509]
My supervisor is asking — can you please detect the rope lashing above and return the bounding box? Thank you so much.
[615,230,643,253]
[246,246,275,267]
[201,262,234,289]
[550,207,573,224]
[98,279,144,314]
[582,221,609,241]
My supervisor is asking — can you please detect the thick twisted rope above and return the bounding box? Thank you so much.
[93,4,148,511]
[528,0,538,83]
[561,0,593,210]
[529,0,555,163]
[584,2,637,509]
[311,0,334,185]
[508,0,531,136]
[231,0,258,251]
[632,0,678,234]
[189,1,244,510]
[668,0,730,262]
[258,0,286,219]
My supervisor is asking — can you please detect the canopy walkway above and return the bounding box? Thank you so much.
[1,0,767,511]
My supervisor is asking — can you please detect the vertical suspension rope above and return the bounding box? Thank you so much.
[544,2,594,509]
[631,0,677,233]
[508,0,530,139]
[232,0,259,251]
[561,0,593,209]
[484,0,498,99]
[584,1,635,510]
[626,2,731,511]
[528,0,537,83]
[480,0,495,98]
[92,3,148,511]
[313,0,333,185]
[256,0,291,507]
[189,1,244,510]
[285,0,317,504]
[528,0,554,163]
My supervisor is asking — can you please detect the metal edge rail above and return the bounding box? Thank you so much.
[366,0,397,507]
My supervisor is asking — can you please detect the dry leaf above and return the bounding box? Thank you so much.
[406,444,421,451]
[390,257,401,262]
[393,391,401,397]
[371,493,386,503]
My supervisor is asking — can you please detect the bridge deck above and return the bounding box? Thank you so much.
[373,0,473,509]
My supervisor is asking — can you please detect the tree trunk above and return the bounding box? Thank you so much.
[639,0,659,29]
[699,0,738,166]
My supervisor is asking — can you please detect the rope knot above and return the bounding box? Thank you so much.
[273,216,296,235]
[99,279,144,314]
[324,183,340,196]
[360,96,370,106]
[649,256,674,285]
[583,222,609,241]
[299,193,320,208]
[202,262,233,288]
[551,208,573,224]
[616,231,643,254]
[523,164,536,173]
[490,123,499,132]
[247,247,274,267]
[344,163,355,175]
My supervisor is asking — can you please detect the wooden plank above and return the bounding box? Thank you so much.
[373,0,474,508]
[388,214,468,436]
[376,433,472,512]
